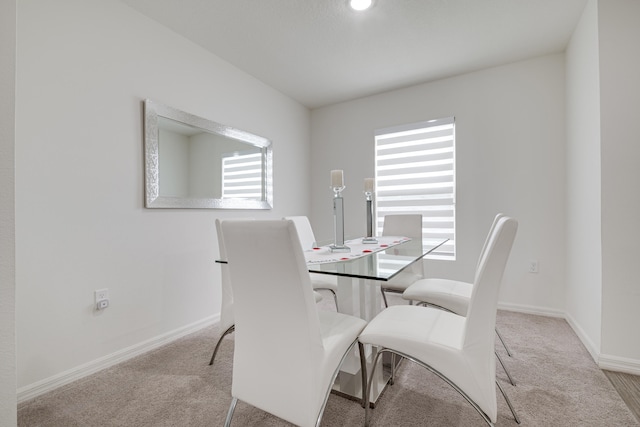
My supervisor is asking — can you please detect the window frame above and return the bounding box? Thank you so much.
[374,117,456,260]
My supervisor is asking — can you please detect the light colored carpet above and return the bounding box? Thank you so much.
[18,303,639,426]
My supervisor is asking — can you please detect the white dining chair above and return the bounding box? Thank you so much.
[208,218,323,367]
[359,216,520,426]
[284,216,339,310]
[221,219,368,427]
[403,213,505,313]
[379,214,424,307]
[402,213,516,385]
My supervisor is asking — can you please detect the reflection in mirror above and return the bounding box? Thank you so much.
[144,99,273,209]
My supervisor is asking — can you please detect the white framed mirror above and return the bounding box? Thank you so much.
[144,99,273,209]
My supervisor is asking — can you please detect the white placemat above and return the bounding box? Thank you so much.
[304,236,410,264]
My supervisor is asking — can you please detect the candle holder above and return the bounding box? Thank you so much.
[362,190,378,244]
[330,186,350,252]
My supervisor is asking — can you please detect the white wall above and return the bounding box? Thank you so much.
[0,0,17,424]
[565,0,602,360]
[311,55,567,314]
[16,0,310,397]
[598,0,640,369]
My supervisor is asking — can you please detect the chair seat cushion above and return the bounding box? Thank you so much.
[402,278,472,316]
[318,311,368,352]
[359,305,464,358]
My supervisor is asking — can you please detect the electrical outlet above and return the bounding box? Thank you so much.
[95,288,109,302]
[97,299,109,310]
[529,260,539,274]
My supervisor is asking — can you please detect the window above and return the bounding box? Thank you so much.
[221,151,264,199]
[374,117,455,259]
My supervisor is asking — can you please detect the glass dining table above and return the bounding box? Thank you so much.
[306,236,446,318]
[303,236,448,406]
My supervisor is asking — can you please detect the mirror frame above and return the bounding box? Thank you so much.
[144,99,273,209]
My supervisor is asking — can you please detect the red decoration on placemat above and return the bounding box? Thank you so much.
[304,236,409,265]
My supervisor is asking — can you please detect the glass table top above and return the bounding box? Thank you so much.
[307,238,448,281]
[216,237,448,282]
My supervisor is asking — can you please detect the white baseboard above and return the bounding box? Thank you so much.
[503,305,640,375]
[599,354,640,375]
[497,301,565,318]
[564,313,640,375]
[564,312,600,362]
[17,315,219,404]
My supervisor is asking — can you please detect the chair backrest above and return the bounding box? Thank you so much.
[382,214,423,240]
[215,218,254,332]
[462,216,517,420]
[465,217,517,374]
[382,214,424,276]
[466,216,517,345]
[215,218,234,332]
[474,213,505,274]
[221,219,325,427]
[283,216,316,249]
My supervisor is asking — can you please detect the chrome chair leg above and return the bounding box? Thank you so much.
[209,324,235,366]
[380,288,389,308]
[329,289,339,311]
[390,353,396,385]
[496,351,515,386]
[364,351,383,427]
[380,288,412,308]
[358,341,368,408]
[495,327,513,356]
[224,397,238,427]
[496,380,521,424]
[366,348,495,427]
[316,339,367,427]
[315,287,339,311]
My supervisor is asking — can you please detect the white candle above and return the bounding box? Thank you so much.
[364,178,374,193]
[331,170,344,187]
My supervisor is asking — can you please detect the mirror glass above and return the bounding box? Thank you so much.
[144,99,273,209]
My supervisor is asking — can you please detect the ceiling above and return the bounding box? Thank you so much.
[121,0,588,109]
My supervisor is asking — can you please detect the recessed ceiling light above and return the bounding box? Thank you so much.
[349,0,373,11]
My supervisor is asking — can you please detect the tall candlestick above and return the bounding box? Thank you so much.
[330,170,350,253]
[362,178,377,243]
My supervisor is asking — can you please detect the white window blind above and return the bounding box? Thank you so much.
[221,151,264,199]
[374,117,455,260]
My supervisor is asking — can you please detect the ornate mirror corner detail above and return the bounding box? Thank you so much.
[143,99,273,210]
[144,100,160,207]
